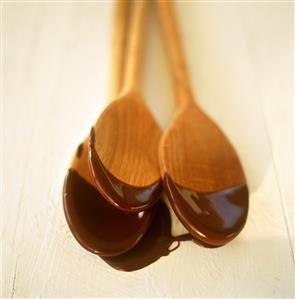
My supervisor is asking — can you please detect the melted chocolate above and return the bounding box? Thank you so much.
[102,200,193,271]
[88,127,162,212]
[163,174,248,247]
[76,143,83,158]
[63,169,154,256]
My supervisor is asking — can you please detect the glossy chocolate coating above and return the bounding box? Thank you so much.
[63,145,154,256]
[102,200,193,271]
[163,174,249,247]
[88,127,162,212]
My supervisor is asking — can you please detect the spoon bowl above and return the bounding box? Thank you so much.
[63,139,154,256]
[89,92,162,212]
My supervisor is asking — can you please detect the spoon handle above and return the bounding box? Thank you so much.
[155,0,193,106]
[122,0,148,94]
[108,0,130,100]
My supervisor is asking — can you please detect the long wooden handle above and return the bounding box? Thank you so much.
[155,0,193,106]
[108,0,130,100]
[122,0,148,93]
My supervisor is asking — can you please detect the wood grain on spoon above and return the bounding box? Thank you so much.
[156,0,248,246]
[63,0,154,257]
[89,0,162,212]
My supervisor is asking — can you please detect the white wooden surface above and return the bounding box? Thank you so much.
[3,1,294,298]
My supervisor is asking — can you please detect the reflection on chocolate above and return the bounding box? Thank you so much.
[163,174,248,247]
[63,170,154,257]
[88,127,162,212]
[102,200,193,271]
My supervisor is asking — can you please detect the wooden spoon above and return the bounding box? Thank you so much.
[63,0,154,256]
[156,0,249,247]
[88,0,162,213]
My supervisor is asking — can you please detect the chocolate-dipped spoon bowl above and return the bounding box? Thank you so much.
[88,0,162,213]
[156,0,249,247]
[63,0,154,256]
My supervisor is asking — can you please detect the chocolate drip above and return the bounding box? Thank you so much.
[102,200,193,271]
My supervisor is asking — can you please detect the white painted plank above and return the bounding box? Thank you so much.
[237,2,294,256]
[3,1,294,298]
